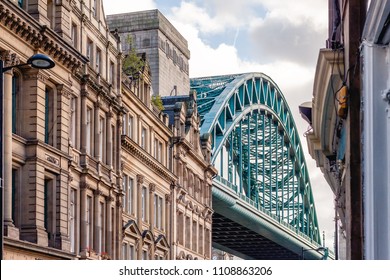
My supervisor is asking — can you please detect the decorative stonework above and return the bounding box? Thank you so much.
[56,84,73,99]
[80,182,92,190]
[122,135,176,183]
[136,174,144,185]
[0,50,20,69]
[45,154,60,166]
[149,183,156,193]
[0,3,86,72]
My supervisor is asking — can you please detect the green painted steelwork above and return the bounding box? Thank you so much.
[191,73,321,244]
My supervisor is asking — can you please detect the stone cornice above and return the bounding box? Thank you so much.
[0,1,88,72]
[121,135,176,183]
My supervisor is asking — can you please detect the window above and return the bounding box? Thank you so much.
[199,225,204,255]
[154,194,163,230]
[142,249,148,260]
[70,97,77,147]
[47,0,54,28]
[86,196,93,248]
[111,124,115,167]
[177,212,184,245]
[122,243,135,260]
[96,48,101,74]
[99,116,105,162]
[185,217,191,248]
[192,221,197,252]
[12,75,19,134]
[70,188,77,253]
[128,115,133,139]
[98,201,105,253]
[141,127,147,149]
[86,107,92,155]
[143,38,151,47]
[71,24,77,49]
[123,175,134,214]
[109,62,115,85]
[92,0,97,17]
[44,175,56,247]
[45,87,55,145]
[122,114,127,135]
[87,40,93,65]
[205,228,210,258]
[18,0,23,8]
[141,187,147,222]
[154,138,162,162]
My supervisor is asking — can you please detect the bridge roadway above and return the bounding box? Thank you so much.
[191,73,332,260]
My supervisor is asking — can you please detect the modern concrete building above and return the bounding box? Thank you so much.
[304,0,390,259]
[107,9,191,97]
[1,0,214,260]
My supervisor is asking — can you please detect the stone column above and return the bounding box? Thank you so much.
[106,110,113,168]
[79,182,88,252]
[105,196,113,257]
[149,183,156,232]
[165,193,172,244]
[80,91,87,153]
[136,174,144,259]
[94,100,101,161]
[1,53,19,239]
[93,188,101,253]
[56,84,72,153]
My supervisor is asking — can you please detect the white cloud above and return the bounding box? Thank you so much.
[255,0,328,30]
[102,0,157,15]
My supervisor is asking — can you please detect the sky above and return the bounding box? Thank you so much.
[102,0,335,249]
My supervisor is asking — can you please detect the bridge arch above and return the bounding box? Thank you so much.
[191,73,321,244]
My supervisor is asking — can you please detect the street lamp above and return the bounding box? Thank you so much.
[301,246,329,260]
[0,53,55,260]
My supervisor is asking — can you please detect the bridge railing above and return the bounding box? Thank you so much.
[214,175,322,247]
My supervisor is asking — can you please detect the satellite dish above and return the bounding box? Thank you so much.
[299,101,312,125]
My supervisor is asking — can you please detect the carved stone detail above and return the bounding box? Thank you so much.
[136,174,144,185]
[149,183,156,193]
[57,84,73,99]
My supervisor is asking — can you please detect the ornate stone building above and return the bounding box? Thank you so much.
[0,0,122,260]
[162,92,216,260]
[120,62,175,260]
[1,0,215,260]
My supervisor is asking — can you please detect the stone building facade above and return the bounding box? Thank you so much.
[1,0,214,260]
[162,93,216,260]
[107,10,191,97]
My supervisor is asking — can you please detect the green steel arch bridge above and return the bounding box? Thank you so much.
[191,73,330,260]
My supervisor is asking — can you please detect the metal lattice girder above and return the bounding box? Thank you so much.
[191,73,321,244]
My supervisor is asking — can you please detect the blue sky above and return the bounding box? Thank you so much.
[102,0,335,249]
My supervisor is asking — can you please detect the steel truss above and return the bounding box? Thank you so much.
[191,73,321,243]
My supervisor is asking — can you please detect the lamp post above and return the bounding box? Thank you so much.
[301,246,329,260]
[0,53,55,260]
